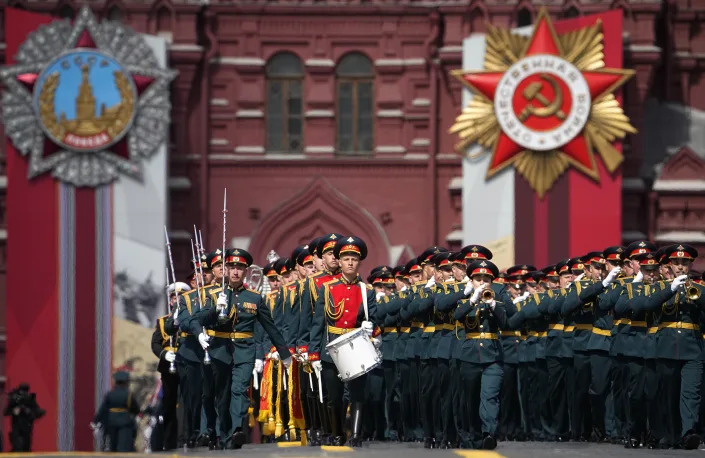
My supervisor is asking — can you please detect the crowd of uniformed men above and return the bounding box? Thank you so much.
[143,233,705,452]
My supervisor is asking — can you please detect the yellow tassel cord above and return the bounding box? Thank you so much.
[274,361,284,437]
[257,360,274,436]
[287,361,298,441]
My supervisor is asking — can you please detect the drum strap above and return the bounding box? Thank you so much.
[360,283,369,322]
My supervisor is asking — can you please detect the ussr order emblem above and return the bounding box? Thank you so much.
[450,9,635,197]
[0,7,177,187]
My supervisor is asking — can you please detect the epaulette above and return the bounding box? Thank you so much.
[267,291,278,298]
[246,287,260,294]
[211,286,224,294]
[322,278,339,288]
[365,283,373,290]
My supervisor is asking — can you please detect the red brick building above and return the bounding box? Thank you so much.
[2,0,705,386]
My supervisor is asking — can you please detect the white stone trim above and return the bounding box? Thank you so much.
[168,230,191,241]
[235,146,265,154]
[168,43,203,52]
[412,98,431,107]
[377,109,404,118]
[230,237,251,250]
[305,109,334,118]
[235,110,264,118]
[623,231,647,241]
[210,56,265,66]
[0,176,7,189]
[305,58,335,67]
[0,43,6,51]
[404,153,430,160]
[168,177,192,190]
[655,231,705,243]
[404,58,426,66]
[210,98,228,106]
[305,146,335,154]
[439,45,462,53]
[411,138,430,147]
[210,138,229,146]
[375,58,426,67]
[653,179,705,191]
[445,229,463,243]
[436,153,460,160]
[629,44,661,53]
[0,229,6,241]
[448,176,463,191]
[375,145,406,154]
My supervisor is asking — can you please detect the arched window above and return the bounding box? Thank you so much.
[266,52,304,153]
[516,7,532,27]
[336,52,374,154]
[107,5,123,22]
[563,6,580,18]
[58,4,74,19]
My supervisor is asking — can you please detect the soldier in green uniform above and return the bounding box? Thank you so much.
[562,251,622,441]
[92,371,141,452]
[631,244,704,449]
[614,250,659,448]
[454,260,506,450]
[149,283,185,451]
[188,248,292,450]
[298,234,343,445]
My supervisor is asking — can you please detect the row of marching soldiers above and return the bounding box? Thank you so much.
[148,234,705,451]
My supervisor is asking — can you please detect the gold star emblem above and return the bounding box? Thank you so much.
[330,234,338,240]
[480,261,487,267]
[215,249,222,254]
[677,245,685,250]
[347,237,355,243]
[471,247,478,252]
[638,242,646,247]
[617,247,623,253]
[233,249,240,255]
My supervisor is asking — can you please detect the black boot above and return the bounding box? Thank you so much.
[327,406,345,446]
[227,429,247,450]
[349,402,364,447]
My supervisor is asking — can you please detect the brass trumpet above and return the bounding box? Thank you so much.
[481,288,495,303]
[685,280,701,301]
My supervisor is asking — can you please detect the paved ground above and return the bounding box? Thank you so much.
[9,441,705,457]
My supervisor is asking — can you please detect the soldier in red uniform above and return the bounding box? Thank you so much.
[309,236,380,447]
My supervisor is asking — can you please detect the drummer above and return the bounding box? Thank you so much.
[309,236,380,447]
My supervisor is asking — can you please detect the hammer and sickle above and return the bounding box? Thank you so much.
[518,73,566,122]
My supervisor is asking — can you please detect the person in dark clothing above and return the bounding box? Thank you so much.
[4,383,45,452]
[92,371,141,452]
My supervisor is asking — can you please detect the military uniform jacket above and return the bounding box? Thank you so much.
[94,386,140,428]
[407,283,439,359]
[377,294,400,362]
[546,290,572,357]
[433,281,466,360]
[614,282,649,359]
[256,291,280,358]
[562,279,609,352]
[298,270,341,354]
[454,298,507,363]
[176,288,208,363]
[399,282,428,359]
[308,275,378,363]
[188,284,290,365]
[151,314,179,374]
[632,280,705,361]
[383,290,412,361]
[602,277,633,356]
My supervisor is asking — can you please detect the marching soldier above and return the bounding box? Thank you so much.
[631,244,704,449]
[189,248,292,450]
[149,283,186,451]
[92,371,141,452]
[454,260,506,450]
[309,236,380,447]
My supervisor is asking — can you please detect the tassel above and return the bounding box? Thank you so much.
[287,360,298,440]
[274,361,284,438]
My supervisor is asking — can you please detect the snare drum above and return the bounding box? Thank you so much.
[325,327,382,381]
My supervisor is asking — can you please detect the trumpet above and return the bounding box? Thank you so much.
[481,288,495,303]
[685,280,701,301]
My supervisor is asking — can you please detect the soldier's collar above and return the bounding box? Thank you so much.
[339,274,362,285]
[227,284,245,292]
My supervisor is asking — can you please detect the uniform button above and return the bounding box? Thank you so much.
[479,325,484,329]
[678,330,681,334]
[347,287,350,290]
[346,298,350,301]
[345,309,348,312]
[480,343,484,347]
[344,321,348,325]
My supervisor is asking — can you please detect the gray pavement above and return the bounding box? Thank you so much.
[12,441,705,457]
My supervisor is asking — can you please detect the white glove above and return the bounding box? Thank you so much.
[633,271,643,284]
[400,285,408,292]
[282,357,292,370]
[671,274,688,292]
[362,321,374,334]
[90,422,101,431]
[217,292,227,308]
[198,332,210,350]
[602,267,621,287]
[311,360,322,375]
[165,351,176,363]
[463,282,474,297]
[254,359,264,373]
[425,277,436,289]
[512,295,524,304]
[574,273,585,282]
[462,276,470,283]
[371,337,382,348]
[375,291,386,301]
[470,284,485,304]
[488,300,497,310]
[270,351,280,361]
[299,352,309,361]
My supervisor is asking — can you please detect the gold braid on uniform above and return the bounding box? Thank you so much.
[324,285,345,321]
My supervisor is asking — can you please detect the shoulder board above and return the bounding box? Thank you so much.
[211,287,224,295]
[311,271,325,278]
[626,283,634,300]
[547,290,554,299]
[246,288,260,294]
[183,294,192,314]
[267,291,278,298]
[322,278,338,287]
[366,283,373,290]
[560,287,567,296]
